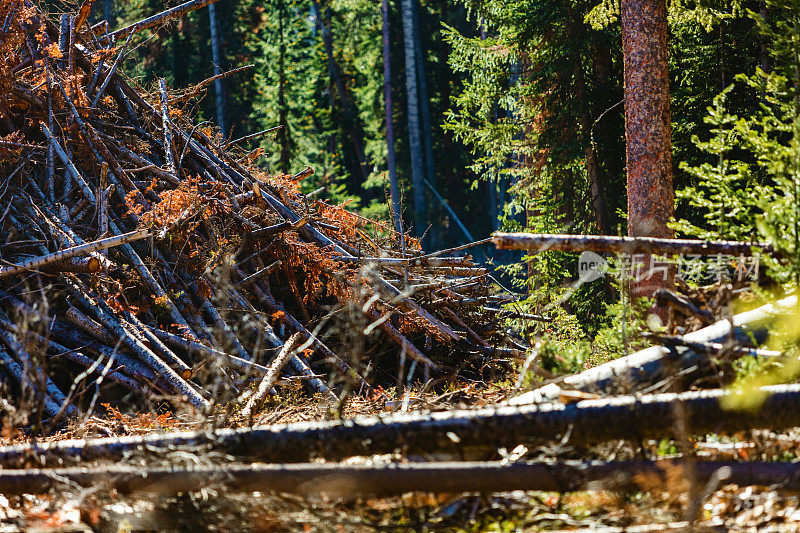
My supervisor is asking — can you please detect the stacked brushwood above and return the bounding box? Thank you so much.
[0,0,510,422]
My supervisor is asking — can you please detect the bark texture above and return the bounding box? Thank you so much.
[6,383,800,467]
[492,233,772,256]
[621,0,674,293]
[401,0,427,240]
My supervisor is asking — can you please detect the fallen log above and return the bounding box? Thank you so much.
[0,459,794,497]
[5,384,800,467]
[642,333,782,359]
[508,294,797,404]
[142,324,272,376]
[492,232,774,256]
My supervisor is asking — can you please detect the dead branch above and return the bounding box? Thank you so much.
[109,0,225,40]
[241,333,302,419]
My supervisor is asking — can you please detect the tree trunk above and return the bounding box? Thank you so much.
[412,0,437,246]
[103,0,112,27]
[383,0,401,233]
[208,2,228,140]
[486,180,498,231]
[0,460,797,497]
[491,232,772,256]
[587,42,614,235]
[5,381,800,467]
[621,0,674,294]
[400,0,427,241]
[508,294,795,404]
[277,0,290,173]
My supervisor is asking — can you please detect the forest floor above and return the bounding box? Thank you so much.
[2,379,800,532]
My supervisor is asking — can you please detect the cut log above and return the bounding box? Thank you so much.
[0,229,149,279]
[492,232,773,256]
[240,333,301,419]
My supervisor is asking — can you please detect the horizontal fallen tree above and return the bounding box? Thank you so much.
[508,294,797,404]
[0,459,793,497]
[5,384,800,467]
[492,232,773,256]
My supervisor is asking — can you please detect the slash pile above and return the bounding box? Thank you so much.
[0,0,511,422]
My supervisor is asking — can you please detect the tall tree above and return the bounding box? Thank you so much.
[208,2,228,139]
[104,0,113,27]
[400,0,427,241]
[277,0,289,172]
[383,0,401,232]
[621,0,674,293]
[412,0,437,244]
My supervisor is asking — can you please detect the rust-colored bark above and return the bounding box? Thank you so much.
[621,0,675,295]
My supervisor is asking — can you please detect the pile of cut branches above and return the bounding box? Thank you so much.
[0,0,509,423]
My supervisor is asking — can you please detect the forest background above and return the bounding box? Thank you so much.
[39,0,800,348]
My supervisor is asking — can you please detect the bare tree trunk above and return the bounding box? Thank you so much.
[492,232,772,256]
[480,21,499,232]
[0,459,798,497]
[383,0,401,233]
[5,382,800,467]
[208,2,228,140]
[411,0,437,246]
[581,43,609,234]
[103,0,112,27]
[277,0,290,173]
[621,0,674,294]
[401,0,427,241]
